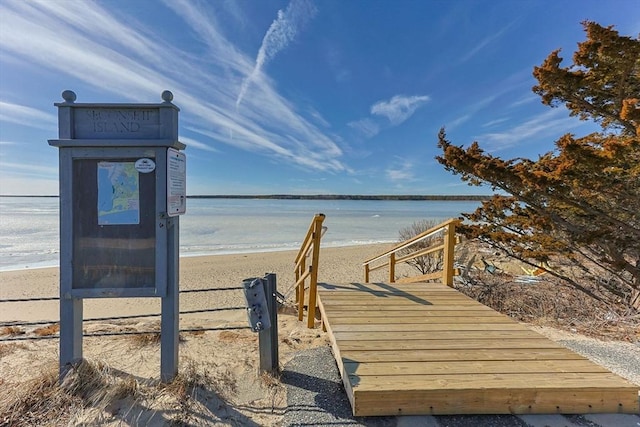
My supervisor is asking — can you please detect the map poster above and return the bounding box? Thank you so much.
[97,161,140,225]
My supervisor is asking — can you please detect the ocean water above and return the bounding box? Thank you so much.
[0,197,481,271]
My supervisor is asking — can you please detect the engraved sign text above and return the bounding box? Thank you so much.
[75,108,159,139]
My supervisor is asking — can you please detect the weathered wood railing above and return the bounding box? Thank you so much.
[363,218,461,287]
[294,213,326,328]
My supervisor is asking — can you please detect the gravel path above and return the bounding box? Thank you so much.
[281,346,640,427]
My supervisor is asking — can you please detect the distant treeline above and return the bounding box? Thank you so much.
[187,194,490,201]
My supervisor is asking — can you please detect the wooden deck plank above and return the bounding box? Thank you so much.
[324,307,499,314]
[333,330,549,341]
[319,293,479,301]
[318,282,461,291]
[339,348,589,362]
[353,389,639,416]
[316,281,640,416]
[351,373,638,391]
[344,360,611,376]
[322,315,516,324]
[329,323,531,332]
[336,338,567,351]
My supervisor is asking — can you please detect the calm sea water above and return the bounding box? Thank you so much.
[0,197,480,271]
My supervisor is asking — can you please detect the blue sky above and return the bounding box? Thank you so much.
[0,0,638,196]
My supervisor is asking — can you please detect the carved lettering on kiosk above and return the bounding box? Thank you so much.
[75,108,159,139]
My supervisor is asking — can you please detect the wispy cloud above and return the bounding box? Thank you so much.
[236,0,316,108]
[482,117,510,128]
[459,22,514,63]
[348,118,380,138]
[0,161,57,176]
[179,136,220,153]
[446,114,471,130]
[509,94,538,108]
[0,1,345,173]
[371,95,430,125]
[478,109,583,151]
[385,157,416,184]
[0,101,57,130]
[348,94,430,139]
[306,106,331,128]
[325,47,351,83]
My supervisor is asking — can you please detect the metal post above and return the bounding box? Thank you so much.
[259,273,279,373]
[161,216,179,382]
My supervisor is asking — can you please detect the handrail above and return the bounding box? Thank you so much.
[294,213,326,328]
[363,218,461,286]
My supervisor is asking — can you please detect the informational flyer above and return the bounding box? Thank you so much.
[97,161,140,225]
[167,148,186,216]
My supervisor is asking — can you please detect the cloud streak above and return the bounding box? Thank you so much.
[459,22,514,63]
[371,95,430,125]
[236,0,316,108]
[478,109,584,151]
[0,0,345,174]
[0,101,57,130]
[385,157,416,184]
[348,118,380,138]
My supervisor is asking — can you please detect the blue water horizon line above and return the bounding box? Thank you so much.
[1,197,480,273]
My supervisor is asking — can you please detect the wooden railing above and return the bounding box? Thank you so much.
[294,213,326,328]
[363,218,461,287]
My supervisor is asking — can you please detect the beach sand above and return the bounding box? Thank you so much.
[0,244,393,426]
[0,243,392,324]
[1,244,638,426]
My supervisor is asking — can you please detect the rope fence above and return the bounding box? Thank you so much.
[0,296,60,303]
[0,286,252,342]
[0,285,246,304]
[0,306,247,328]
[0,325,251,342]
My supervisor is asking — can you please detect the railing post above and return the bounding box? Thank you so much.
[364,264,370,283]
[389,253,396,283]
[295,257,305,304]
[259,273,279,374]
[442,221,457,287]
[297,267,307,322]
[306,215,324,328]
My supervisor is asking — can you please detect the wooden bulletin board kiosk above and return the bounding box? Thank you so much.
[49,90,186,381]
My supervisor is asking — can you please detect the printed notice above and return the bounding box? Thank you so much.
[97,162,140,225]
[167,148,186,216]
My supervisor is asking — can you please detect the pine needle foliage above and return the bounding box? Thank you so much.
[436,21,640,309]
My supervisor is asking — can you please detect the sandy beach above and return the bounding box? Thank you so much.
[0,244,392,324]
[1,244,638,426]
[0,244,391,425]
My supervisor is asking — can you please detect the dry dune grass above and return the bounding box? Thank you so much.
[0,342,28,358]
[0,309,314,426]
[33,324,60,337]
[454,241,640,341]
[0,326,24,336]
[0,354,254,426]
[1,360,97,427]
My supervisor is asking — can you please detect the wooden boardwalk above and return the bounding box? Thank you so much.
[316,281,640,416]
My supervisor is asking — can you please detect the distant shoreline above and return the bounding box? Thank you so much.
[1,194,490,201]
[188,194,491,201]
